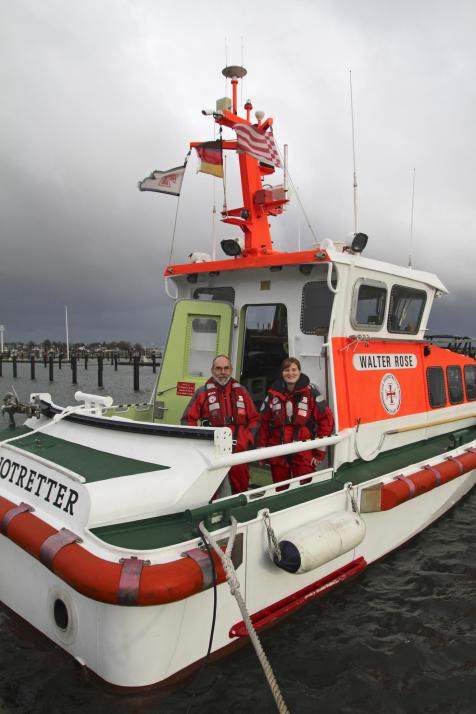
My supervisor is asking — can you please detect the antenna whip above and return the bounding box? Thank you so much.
[408,168,416,267]
[349,70,358,234]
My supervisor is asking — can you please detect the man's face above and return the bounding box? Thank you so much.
[212,357,232,386]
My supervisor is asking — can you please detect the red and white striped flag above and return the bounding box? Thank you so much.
[233,124,282,168]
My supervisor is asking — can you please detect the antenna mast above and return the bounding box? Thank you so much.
[408,168,416,268]
[240,36,244,105]
[349,70,358,234]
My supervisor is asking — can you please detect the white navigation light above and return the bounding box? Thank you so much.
[188,252,211,263]
[319,238,334,251]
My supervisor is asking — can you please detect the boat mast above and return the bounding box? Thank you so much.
[190,66,288,257]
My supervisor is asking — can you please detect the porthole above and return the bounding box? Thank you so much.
[53,598,69,630]
[48,588,77,644]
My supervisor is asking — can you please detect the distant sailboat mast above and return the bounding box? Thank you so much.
[65,306,70,360]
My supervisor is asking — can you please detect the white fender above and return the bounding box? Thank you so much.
[277,511,366,574]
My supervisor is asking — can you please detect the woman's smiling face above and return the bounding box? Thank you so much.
[282,362,300,386]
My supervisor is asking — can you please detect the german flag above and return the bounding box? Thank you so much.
[195,140,224,178]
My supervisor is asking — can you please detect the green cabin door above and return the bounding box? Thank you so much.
[154,299,233,424]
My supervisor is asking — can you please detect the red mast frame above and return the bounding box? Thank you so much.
[190,66,288,258]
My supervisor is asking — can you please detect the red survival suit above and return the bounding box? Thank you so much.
[182,377,259,493]
[257,374,334,485]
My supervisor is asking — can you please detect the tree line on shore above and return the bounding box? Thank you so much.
[1,340,162,359]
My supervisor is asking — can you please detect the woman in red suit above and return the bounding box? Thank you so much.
[257,357,334,486]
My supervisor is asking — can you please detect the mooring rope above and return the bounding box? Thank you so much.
[199,517,290,714]
[0,398,125,448]
[0,403,91,448]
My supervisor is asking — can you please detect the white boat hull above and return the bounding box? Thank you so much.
[1,454,474,688]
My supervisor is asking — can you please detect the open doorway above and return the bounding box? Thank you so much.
[239,303,288,407]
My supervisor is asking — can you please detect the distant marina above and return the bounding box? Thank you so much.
[0,354,158,410]
[0,341,162,402]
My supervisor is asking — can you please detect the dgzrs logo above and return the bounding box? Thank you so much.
[380,373,401,415]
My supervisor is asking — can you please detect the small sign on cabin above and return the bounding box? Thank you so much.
[176,381,196,397]
[352,353,417,371]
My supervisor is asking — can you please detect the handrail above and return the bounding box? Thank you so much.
[164,276,178,300]
[355,411,476,462]
[202,432,350,470]
[327,262,338,294]
[390,412,476,434]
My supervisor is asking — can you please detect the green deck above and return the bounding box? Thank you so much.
[91,426,476,550]
[0,425,31,441]
[0,427,167,482]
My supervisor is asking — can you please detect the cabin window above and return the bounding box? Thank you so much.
[464,365,476,401]
[446,365,464,404]
[300,280,335,335]
[427,366,447,408]
[187,317,218,377]
[240,304,288,405]
[387,285,426,334]
[351,279,387,331]
[193,287,235,304]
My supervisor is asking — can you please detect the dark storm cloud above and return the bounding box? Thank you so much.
[1,0,475,343]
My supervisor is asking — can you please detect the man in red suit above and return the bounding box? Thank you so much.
[182,355,259,494]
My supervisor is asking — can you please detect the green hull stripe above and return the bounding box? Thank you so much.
[91,427,476,550]
[334,427,476,484]
[2,429,168,482]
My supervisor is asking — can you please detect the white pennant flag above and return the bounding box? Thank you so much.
[138,164,186,196]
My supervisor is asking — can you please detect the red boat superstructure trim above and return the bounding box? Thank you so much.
[164,248,330,277]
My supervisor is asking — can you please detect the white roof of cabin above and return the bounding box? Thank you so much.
[327,248,448,294]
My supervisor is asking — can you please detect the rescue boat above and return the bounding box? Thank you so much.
[1,65,475,693]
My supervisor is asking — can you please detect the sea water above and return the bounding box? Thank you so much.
[0,366,475,713]
[0,359,157,409]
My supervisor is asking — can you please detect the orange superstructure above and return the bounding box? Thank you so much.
[332,336,476,430]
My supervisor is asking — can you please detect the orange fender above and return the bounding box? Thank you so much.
[360,448,476,512]
[0,495,226,605]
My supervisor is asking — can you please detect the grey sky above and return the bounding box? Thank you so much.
[1,0,475,344]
